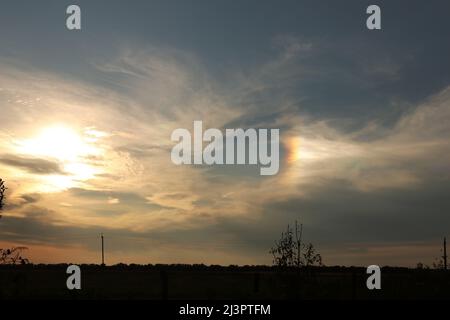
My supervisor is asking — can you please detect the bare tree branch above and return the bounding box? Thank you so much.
[270,220,322,268]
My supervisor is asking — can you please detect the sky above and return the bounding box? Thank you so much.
[0,0,449,267]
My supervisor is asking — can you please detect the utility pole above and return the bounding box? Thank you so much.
[101,233,105,266]
[444,237,447,270]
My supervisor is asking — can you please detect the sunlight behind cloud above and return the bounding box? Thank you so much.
[16,126,99,161]
[14,125,105,192]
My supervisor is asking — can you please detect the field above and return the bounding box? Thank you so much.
[1,265,449,300]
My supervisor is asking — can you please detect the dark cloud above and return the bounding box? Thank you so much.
[0,209,266,262]
[0,208,118,248]
[0,207,240,255]
[0,154,65,175]
[260,178,450,246]
[94,173,121,179]
[115,144,170,158]
[4,193,41,211]
[160,193,189,200]
[68,187,166,210]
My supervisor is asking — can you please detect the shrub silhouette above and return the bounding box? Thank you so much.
[0,178,30,265]
[0,178,6,215]
[270,220,322,267]
[0,247,29,265]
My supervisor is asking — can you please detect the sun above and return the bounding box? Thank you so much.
[17,126,98,161]
[15,125,104,192]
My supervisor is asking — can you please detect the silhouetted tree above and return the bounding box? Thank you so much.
[0,179,30,264]
[431,244,448,270]
[303,243,322,267]
[433,255,445,270]
[416,262,430,269]
[0,247,29,265]
[0,178,6,216]
[270,223,295,267]
[270,220,322,267]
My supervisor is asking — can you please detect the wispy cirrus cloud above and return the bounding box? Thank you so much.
[0,154,66,175]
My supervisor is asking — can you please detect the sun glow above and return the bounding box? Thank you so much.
[17,126,98,161]
[288,136,361,164]
[15,125,104,192]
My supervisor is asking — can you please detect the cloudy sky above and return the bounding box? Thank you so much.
[0,0,449,266]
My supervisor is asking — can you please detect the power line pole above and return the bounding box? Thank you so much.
[101,233,105,266]
[444,237,447,270]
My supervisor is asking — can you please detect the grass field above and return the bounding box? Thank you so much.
[1,265,449,300]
